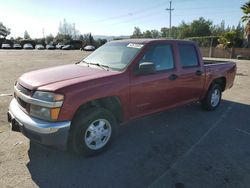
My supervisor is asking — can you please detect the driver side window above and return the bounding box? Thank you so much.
[140,44,174,71]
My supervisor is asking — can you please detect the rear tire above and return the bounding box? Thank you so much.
[68,107,118,156]
[201,84,222,111]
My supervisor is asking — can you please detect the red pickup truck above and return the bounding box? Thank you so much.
[8,39,236,156]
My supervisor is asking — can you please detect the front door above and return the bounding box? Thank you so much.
[129,43,181,118]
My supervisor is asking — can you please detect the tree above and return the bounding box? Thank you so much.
[190,17,212,37]
[56,19,81,44]
[168,17,212,39]
[218,31,238,48]
[161,27,168,38]
[218,23,244,48]
[143,30,152,38]
[142,29,160,38]
[241,1,250,43]
[161,26,180,39]
[94,38,107,47]
[58,19,79,37]
[129,17,243,47]
[244,21,250,43]
[130,27,143,38]
[151,30,160,38]
[45,34,54,44]
[0,22,10,38]
[235,22,244,38]
[55,33,71,44]
[34,38,46,46]
[211,20,226,36]
[178,22,192,38]
[15,37,23,43]
[79,34,84,41]
[241,1,250,22]
[24,30,31,39]
[88,33,94,45]
[59,19,73,36]
[80,33,94,46]
[170,27,181,39]
[187,36,219,48]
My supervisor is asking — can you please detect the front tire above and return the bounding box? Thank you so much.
[201,84,222,111]
[68,108,118,156]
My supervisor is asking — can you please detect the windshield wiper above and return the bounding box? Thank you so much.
[94,63,110,71]
[89,62,110,71]
[80,60,90,66]
[79,61,110,71]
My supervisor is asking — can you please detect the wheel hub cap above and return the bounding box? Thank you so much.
[211,89,220,107]
[84,119,112,150]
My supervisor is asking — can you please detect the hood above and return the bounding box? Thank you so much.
[18,64,119,90]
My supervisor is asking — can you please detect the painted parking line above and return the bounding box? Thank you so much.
[235,128,250,137]
[0,94,12,97]
[150,104,234,188]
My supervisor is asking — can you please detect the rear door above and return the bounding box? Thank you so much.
[176,43,205,101]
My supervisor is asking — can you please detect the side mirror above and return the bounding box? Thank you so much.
[136,62,156,75]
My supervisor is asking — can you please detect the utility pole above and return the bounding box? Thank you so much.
[42,28,45,39]
[166,1,174,38]
[209,37,214,58]
[73,23,76,40]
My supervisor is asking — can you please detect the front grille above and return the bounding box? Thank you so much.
[15,83,31,113]
[16,83,31,96]
[16,96,27,109]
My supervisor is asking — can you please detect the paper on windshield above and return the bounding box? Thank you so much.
[127,43,144,49]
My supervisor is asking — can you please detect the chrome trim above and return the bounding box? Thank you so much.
[14,86,63,108]
[9,99,71,134]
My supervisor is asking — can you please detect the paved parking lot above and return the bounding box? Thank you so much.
[0,50,250,188]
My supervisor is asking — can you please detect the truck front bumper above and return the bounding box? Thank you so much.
[7,99,71,149]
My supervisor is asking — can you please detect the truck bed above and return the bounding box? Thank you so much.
[203,59,236,91]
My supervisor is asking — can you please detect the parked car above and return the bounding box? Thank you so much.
[83,45,95,51]
[62,45,72,50]
[46,44,55,50]
[8,39,236,156]
[13,44,22,49]
[236,54,250,60]
[35,44,45,50]
[23,43,33,49]
[1,43,12,49]
[56,43,64,49]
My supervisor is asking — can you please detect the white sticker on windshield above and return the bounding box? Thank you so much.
[127,43,144,49]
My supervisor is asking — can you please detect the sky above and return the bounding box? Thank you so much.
[0,0,246,38]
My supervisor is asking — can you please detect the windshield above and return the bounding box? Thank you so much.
[82,42,143,71]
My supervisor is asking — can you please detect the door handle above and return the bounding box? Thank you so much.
[168,74,178,80]
[196,70,203,76]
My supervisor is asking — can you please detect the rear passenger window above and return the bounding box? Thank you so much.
[178,44,199,67]
[140,44,174,71]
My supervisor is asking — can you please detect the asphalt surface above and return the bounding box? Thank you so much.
[24,100,250,188]
[0,50,250,188]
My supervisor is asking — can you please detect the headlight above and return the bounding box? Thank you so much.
[30,105,61,121]
[30,91,64,121]
[33,91,64,102]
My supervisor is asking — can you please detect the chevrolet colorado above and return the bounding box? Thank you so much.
[7,39,236,156]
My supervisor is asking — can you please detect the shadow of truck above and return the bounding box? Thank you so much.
[26,100,250,188]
